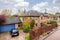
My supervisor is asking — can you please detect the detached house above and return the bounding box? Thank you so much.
[0,17,22,33]
[56,15,60,26]
[19,10,40,27]
[19,10,40,21]
[19,10,54,27]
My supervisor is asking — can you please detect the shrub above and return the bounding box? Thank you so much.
[41,22,51,27]
[47,20,51,24]
[22,17,30,33]
[0,14,6,24]
[47,20,57,24]
[30,20,35,29]
[16,27,22,30]
[25,34,30,40]
[23,26,30,33]
[51,20,57,24]
[41,22,47,27]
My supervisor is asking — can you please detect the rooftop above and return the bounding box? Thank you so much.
[1,17,22,25]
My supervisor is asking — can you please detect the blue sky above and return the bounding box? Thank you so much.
[25,0,52,8]
[25,0,60,13]
[0,0,60,13]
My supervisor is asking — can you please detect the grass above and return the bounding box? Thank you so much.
[25,34,30,40]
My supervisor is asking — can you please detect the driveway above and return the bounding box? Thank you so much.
[0,30,28,40]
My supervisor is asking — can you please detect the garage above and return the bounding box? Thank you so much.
[0,17,21,33]
[0,24,15,33]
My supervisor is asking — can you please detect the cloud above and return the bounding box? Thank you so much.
[1,0,29,8]
[46,7,60,14]
[1,0,14,4]
[13,0,29,8]
[32,2,48,11]
[0,0,29,14]
[53,0,60,5]
[14,2,29,8]
[1,0,24,3]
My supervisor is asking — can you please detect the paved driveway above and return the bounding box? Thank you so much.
[0,30,28,40]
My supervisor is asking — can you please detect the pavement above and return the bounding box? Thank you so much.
[44,26,60,40]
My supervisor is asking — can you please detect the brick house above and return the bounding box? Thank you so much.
[19,10,40,27]
[19,10,54,27]
[57,15,60,26]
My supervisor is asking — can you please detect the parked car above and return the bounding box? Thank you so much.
[10,29,19,37]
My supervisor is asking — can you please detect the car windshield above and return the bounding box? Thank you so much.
[12,30,18,32]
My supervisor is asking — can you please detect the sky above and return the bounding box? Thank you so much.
[0,0,60,14]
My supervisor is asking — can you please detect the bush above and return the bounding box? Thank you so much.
[16,27,22,30]
[41,20,57,27]
[22,17,30,33]
[47,20,57,24]
[30,20,35,29]
[51,20,57,24]
[25,34,30,40]
[23,26,30,33]
[41,22,47,27]
[41,22,51,27]
[0,14,6,23]
[47,20,51,24]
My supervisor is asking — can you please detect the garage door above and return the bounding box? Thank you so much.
[0,24,15,33]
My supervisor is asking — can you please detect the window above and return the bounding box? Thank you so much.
[18,23,22,27]
[35,23,37,26]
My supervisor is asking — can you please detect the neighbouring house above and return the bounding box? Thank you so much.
[19,10,54,27]
[0,17,22,33]
[19,10,40,27]
[38,13,53,23]
[56,15,60,26]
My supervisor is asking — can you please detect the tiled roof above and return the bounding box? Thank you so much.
[20,10,40,17]
[1,17,22,25]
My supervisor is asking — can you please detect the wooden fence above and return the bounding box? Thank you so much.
[29,23,57,40]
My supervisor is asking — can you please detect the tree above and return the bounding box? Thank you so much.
[0,14,6,24]
[55,12,60,14]
[17,9,24,16]
[30,20,35,29]
[1,9,11,17]
[22,17,30,33]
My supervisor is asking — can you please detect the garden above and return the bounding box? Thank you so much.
[29,20,57,40]
[17,17,57,40]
